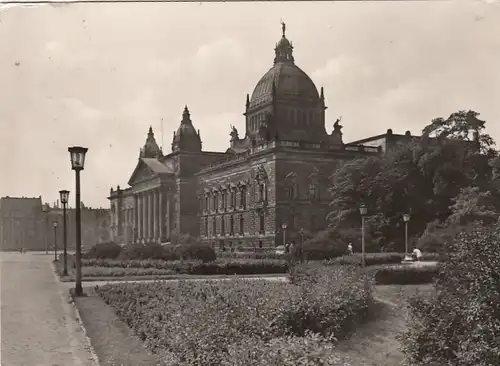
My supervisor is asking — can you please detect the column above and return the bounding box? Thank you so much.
[137,195,142,240]
[166,195,170,240]
[146,191,152,240]
[142,193,147,242]
[153,190,158,242]
[159,190,163,242]
[134,195,138,243]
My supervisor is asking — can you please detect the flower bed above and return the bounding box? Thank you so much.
[96,264,373,365]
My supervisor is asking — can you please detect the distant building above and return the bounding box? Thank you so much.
[108,23,388,251]
[0,196,43,251]
[0,197,110,251]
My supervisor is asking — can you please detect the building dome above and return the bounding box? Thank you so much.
[171,106,202,152]
[248,23,320,111]
[249,63,320,110]
[244,22,327,142]
[140,126,163,158]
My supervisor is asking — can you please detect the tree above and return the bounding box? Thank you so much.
[421,110,495,155]
[402,222,500,366]
[328,110,496,252]
[446,186,500,226]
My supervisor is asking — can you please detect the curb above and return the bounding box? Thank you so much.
[69,293,101,366]
[51,262,100,366]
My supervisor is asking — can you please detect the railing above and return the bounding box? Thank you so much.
[199,140,381,173]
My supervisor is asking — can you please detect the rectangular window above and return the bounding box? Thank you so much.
[212,219,216,236]
[309,183,317,200]
[239,215,244,235]
[259,213,265,233]
[204,217,209,236]
[221,216,225,235]
[205,196,209,211]
[230,215,235,235]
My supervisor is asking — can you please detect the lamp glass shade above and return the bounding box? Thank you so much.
[359,204,368,215]
[68,146,88,170]
[403,214,411,222]
[59,190,70,204]
[282,223,288,230]
[52,221,59,228]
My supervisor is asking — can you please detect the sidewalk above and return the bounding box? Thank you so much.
[0,252,97,366]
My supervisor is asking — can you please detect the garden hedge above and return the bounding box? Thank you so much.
[96,264,373,365]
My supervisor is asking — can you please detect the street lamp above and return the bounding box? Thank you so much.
[68,146,88,297]
[403,213,411,260]
[52,221,59,261]
[42,204,50,254]
[359,203,368,267]
[300,228,304,262]
[59,190,70,276]
[281,222,288,248]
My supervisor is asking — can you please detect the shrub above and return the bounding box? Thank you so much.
[120,243,167,260]
[402,222,500,366]
[82,242,122,259]
[372,265,438,285]
[301,228,348,260]
[96,263,372,364]
[221,331,339,366]
[175,242,216,263]
[332,252,404,266]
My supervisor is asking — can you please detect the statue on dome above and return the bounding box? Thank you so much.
[230,125,239,141]
[333,116,343,132]
[281,19,286,37]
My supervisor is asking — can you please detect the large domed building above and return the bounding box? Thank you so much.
[108,24,387,249]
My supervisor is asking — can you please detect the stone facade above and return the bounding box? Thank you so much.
[0,197,110,251]
[108,24,384,250]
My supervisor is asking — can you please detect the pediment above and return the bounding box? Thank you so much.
[128,161,156,186]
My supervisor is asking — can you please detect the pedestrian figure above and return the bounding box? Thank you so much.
[412,248,423,261]
[347,242,353,255]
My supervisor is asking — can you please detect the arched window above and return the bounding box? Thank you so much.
[239,215,244,235]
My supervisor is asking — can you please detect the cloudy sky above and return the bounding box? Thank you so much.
[1,1,499,208]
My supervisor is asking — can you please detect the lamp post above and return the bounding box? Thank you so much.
[300,228,304,262]
[52,221,59,261]
[359,203,368,267]
[281,222,287,247]
[68,146,88,297]
[59,190,70,276]
[403,213,411,260]
[42,204,50,254]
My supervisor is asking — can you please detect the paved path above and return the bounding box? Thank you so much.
[1,252,97,366]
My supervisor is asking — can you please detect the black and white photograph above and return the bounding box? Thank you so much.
[1,1,500,364]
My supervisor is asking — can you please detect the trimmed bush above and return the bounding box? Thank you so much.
[175,242,216,263]
[96,263,372,365]
[120,243,167,260]
[373,265,438,285]
[83,242,122,259]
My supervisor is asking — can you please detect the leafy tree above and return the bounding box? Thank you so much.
[446,186,500,226]
[402,222,500,366]
[329,110,496,252]
[421,110,495,155]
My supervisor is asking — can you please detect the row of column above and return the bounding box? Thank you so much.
[134,189,164,243]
